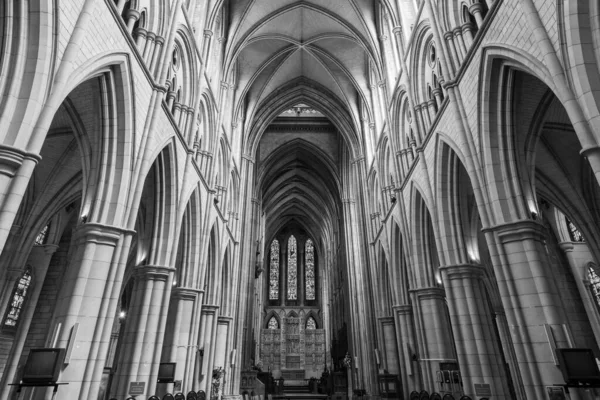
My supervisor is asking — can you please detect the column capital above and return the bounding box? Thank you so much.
[125,8,140,21]
[73,222,131,247]
[392,304,412,314]
[172,287,204,300]
[134,27,147,38]
[204,29,214,38]
[392,26,403,36]
[154,36,165,45]
[461,22,476,34]
[202,304,220,315]
[134,264,175,281]
[468,2,484,16]
[439,263,485,279]
[484,219,545,244]
[41,244,60,255]
[410,286,445,299]
[218,316,233,324]
[444,31,454,40]
[0,144,41,178]
[377,316,395,324]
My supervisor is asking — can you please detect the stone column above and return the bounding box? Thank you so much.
[469,2,485,28]
[487,220,572,399]
[43,223,132,400]
[443,31,460,72]
[280,238,286,306]
[461,23,475,47]
[453,28,468,59]
[379,316,400,374]
[214,317,232,397]
[440,264,510,399]
[0,145,40,256]
[393,304,421,399]
[135,27,148,52]
[125,9,140,33]
[298,238,305,306]
[411,287,457,390]
[143,32,156,62]
[432,88,444,109]
[198,305,219,394]
[163,288,204,393]
[150,36,165,77]
[414,104,427,136]
[113,264,176,399]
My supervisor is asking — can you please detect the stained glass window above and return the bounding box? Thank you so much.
[589,266,600,310]
[305,239,315,300]
[287,235,297,300]
[4,269,32,328]
[306,316,317,330]
[566,217,584,242]
[269,240,280,300]
[34,223,50,246]
[268,316,279,329]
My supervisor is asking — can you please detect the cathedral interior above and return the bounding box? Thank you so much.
[2,0,600,399]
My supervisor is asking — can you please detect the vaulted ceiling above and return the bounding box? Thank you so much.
[225,0,383,143]
[224,1,384,256]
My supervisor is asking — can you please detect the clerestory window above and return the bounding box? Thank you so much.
[3,269,32,331]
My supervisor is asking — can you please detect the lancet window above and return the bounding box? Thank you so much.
[34,223,50,245]
[287,235,297,300]
[589,266,600,310]
[566,217,584,242]
[305,239,315,300]
[269,240,280,300]
[306,316,317,330]
[3,269,32,329]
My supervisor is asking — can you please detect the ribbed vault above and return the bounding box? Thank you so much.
[227,0,383,147]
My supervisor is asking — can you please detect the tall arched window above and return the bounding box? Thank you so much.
[305,239,315,300]
[34,222,50,245]
[269,239,280,300]
[588,266,600,310]
[268,316,279,329]
[566,217,584,242]
[306,316,317,330]
[287,235,297,300]
[3,269,32,330]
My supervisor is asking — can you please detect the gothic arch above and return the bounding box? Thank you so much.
[304,311,321,329]
[138,141,179,266]
[264,311,281,329]
[435,138,478,266]
[409,184,441,288]
[244,79,362,158]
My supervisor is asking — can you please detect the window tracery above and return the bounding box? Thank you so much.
[269,239,280,300]
[305,239,315,300]
[306,316,316,330]
[287,236,297,300]
[3,269,32,329]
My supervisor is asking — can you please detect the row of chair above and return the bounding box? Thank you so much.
[409,390,489,400]
[123,389,206,400]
